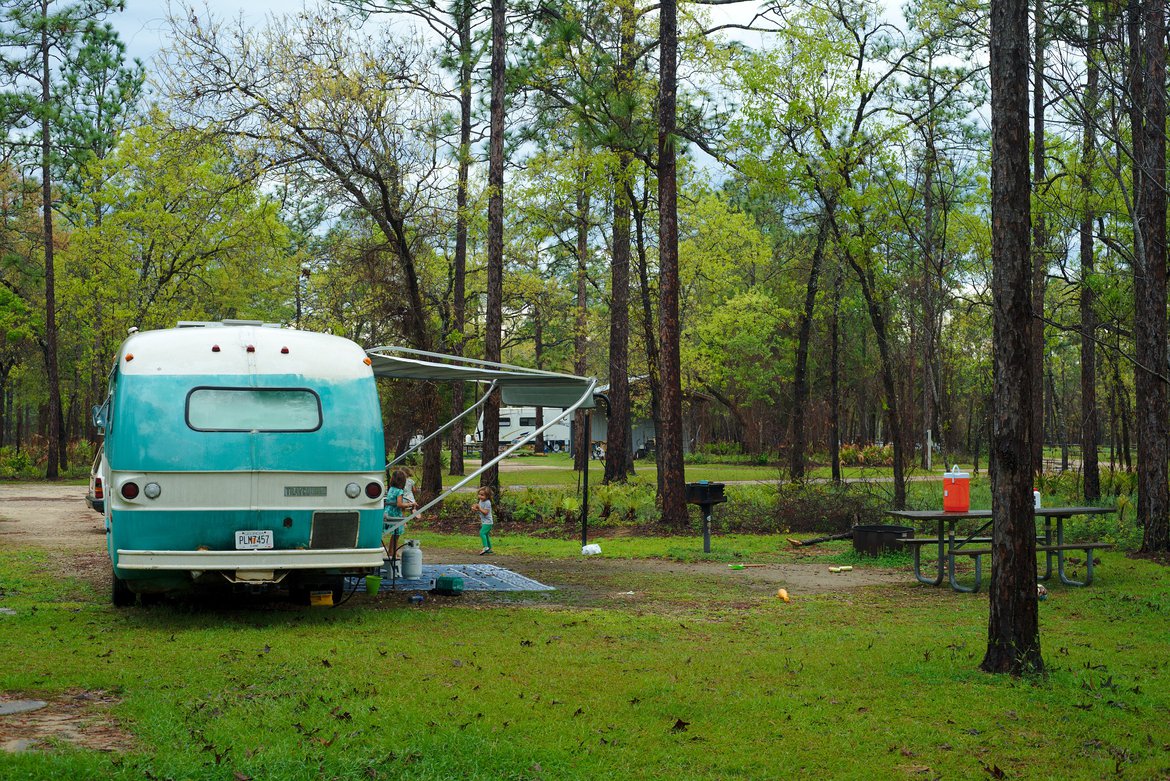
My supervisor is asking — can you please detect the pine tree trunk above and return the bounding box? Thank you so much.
[1079,5,1100,501]
[982,0,1042,676]
[481,0,506,493]
[656,0,686,526]
[1129,0,1169,552]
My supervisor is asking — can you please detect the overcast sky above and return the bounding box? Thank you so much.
[114,0,764,68]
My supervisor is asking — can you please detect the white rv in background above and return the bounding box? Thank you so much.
[475,406,572,451]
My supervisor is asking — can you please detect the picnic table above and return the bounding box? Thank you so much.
[886,506,1115,593]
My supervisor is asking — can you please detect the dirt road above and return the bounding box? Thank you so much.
[0,483,908,599]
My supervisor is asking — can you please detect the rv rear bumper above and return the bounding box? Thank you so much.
[115,548,386,571]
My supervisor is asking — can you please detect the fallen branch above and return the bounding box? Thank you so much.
[787,531,852,548]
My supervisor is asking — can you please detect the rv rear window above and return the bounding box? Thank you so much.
[186,388,322,432]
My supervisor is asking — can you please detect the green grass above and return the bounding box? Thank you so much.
[2,533,1168,779]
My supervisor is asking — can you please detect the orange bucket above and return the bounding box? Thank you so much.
[943,466,970,513]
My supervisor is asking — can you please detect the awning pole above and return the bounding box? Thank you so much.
[402,378,598,524]
[387,381,498,470]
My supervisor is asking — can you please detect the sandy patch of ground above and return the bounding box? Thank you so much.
[0,690,135,753]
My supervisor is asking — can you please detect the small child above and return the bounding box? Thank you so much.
[402,468,417,507]
[473,486,494,555]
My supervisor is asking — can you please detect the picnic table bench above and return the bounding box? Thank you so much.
[888,507,1115,593]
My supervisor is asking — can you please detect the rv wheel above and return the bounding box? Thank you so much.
[111,571,135,607]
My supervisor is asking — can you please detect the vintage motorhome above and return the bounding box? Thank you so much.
[94,321,386,605]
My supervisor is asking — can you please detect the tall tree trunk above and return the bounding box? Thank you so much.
[829,270,842,483]
[790,214,830,481]
[573,162,590,472]
[844,254,907,508]
[604,169,632,482]
[656,0,686,526]
[632,183,664,497]
[604,1,635,483]
[481,0,506,493]
[921,82,941,470]
[1129,0,1169,552]
[1079,4,1100,501]
[1030,0,1047,477]
[534,308,546,454]
[39,10,63,478]
[449,2,473,478]
[982,0,1042,676]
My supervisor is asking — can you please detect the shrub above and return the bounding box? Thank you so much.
[0,446,37,479]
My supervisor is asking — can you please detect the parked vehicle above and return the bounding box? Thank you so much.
[92,321,386,606]
[85,444,105,514]
[475,406,572,451]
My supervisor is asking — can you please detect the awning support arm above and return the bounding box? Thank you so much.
[402,377,598,523]
[387,380,498,470]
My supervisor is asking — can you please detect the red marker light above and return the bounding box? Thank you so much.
[281,347,290,354]
[365,482,383,499]
[246,345,256,353]
[212,344,221,352]
[121,481,140,500]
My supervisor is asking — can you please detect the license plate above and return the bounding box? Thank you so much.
[235,530,274,550]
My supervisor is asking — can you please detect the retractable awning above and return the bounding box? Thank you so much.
[364,345,599,528]
[366,346,597,409]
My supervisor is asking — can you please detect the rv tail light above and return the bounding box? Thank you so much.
[121,481,140,500]
[365,482,383,499]
[94,478,104,500]
[143,482,162,499]
[345,482,361,498]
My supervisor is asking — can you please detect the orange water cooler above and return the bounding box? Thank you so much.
[943,465,970,512]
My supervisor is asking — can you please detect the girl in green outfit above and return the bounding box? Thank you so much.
[473,486,494,554]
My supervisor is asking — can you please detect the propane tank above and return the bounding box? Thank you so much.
[400,539,423,579]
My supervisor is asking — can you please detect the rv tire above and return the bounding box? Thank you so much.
[112,571,135,607]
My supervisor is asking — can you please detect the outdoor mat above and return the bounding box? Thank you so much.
[346,563,555,593]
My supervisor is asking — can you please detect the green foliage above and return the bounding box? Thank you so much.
[837,443,894,466]
[0,446,36,478]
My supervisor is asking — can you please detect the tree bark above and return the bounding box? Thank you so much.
[982,0,1042,676]
[604,169,632,482]
[1129,0,1169,552]
[790,214,830,481]
[1029,0,1047,477]
[573,161,590,472]
[829,270,842,483]
[39,4,63,478]
[449,1,473,478]
[656,0,686,526]
[481,0,506,493]
[1079,5,1100,501]
[631,182,664,497]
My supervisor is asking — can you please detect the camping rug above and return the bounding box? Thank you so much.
[346,563,555,593]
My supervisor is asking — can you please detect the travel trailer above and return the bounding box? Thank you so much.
[475,406,573,451]
[93,321,386,605]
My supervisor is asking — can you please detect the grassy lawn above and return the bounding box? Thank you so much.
[2,530,1168,779]
[455,453,953,490]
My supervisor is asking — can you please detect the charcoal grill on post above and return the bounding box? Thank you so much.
[685,481,726,553]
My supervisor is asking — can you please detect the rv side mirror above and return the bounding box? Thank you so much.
[91,404,107,430]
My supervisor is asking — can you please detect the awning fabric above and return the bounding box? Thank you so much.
[365,346,597,409]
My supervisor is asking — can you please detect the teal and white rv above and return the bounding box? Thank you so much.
[94,321,386,605]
